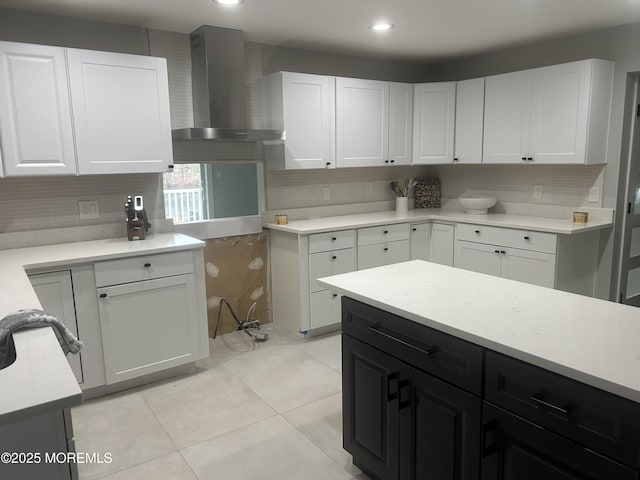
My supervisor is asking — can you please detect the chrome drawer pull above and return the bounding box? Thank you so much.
[529,392,573,416]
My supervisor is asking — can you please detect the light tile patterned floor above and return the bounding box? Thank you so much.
[72,325,367,480]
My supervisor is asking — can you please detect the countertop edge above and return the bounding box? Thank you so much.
[264,211,613,235]
[0,232,204,424]
[0,328,83,427]
[318,268,640,404]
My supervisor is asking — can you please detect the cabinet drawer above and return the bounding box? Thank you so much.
[357,240,410,270]
[342,297,483,395]
[456,223,557,253]
[95,250,194,287]
[310,290,342,330]
[485,351,640,468]
[358,223,409,246]
[309,230,355,253]
[309,248,356,292]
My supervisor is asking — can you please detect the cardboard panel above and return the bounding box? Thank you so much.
[203,232,269,336]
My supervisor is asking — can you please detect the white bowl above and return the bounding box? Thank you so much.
[458,197,497,214]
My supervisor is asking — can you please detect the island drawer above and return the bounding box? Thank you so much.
[342,297,483,395]
[456,224,557,253]
[358,223,409,246]
[485,351,640,468]
[309,230,355,253]
[95,250,194,287]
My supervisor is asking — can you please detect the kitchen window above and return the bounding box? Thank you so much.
[162,162,265,239]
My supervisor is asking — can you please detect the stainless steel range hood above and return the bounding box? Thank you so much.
[172,26,283,161]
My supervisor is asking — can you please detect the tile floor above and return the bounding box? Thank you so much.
[71,324,367,480]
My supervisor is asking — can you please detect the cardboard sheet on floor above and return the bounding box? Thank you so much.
[203,232,269,336]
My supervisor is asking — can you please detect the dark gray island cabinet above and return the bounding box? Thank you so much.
[341,297,640,480]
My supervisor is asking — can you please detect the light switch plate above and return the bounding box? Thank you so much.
[589,186,600,203]
[322,186,331,201]
[79,200,99,220]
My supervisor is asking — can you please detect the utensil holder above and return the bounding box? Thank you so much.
[396,196,408,215]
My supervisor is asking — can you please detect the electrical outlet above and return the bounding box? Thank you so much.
[365,182,374,197]
[79,200,99,220]
[322,186,331,201]
[533,185,543,200]
[589,186,600,203]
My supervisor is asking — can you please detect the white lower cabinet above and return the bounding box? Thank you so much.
[455,224,559,289]
[358,241,410,269]
[310,290,342,330]
[26,247,208,393]
[409,222,455,266]
[357,223,410,270]
[29,271,83,384]
[97,274,199,384]
[308,245,356,330]
[455,241,555,288]
[94,251,204,385]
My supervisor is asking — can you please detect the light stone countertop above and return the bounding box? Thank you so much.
[264,209,612,235]
[0,233,204,426]
[318,260,640,403]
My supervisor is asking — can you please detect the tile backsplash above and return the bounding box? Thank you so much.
[266,163,605,212]
[0,174,164,233]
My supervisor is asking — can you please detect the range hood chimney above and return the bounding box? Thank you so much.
[172,26,283,161]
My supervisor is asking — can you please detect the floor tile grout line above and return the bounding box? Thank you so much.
[279,404,358,477]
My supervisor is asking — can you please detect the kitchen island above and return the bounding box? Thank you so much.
[319,261,640,480]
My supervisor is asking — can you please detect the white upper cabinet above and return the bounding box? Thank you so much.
[336,77,389,168]
[67,48,173,174]
[412,82,456,164]
[261,72,336,170]
[529,60,613,164]
[0,41,76,176]
[454,78,485,164]
[484,59,613,165]
[483,70,533,164]
[388,82,413,166]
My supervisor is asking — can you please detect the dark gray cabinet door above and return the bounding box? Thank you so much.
[400,364,481,480]
[343,334,401,480]
[481,402,638,480]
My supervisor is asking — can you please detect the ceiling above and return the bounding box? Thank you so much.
[3,0,640,61]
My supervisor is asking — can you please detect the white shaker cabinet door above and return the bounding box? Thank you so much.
[430,223,455,267]
[501,248,556,288]
[454,241,502,277]
[388,82,413,166]
[454,78,484,164]
[410,223,431,261]
[0,41,76,176]
[97,274,198,384]
[336,77,389,167]
[528,61,591,164]
[67,49,172,174]
[29,271,83,384]
[483,70,533,164]
[310,290,342,330]
[281,72,336,169]
[412,82,456,164]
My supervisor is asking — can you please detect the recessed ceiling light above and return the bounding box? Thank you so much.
[213,0,245,5]
[369,22,395,31]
